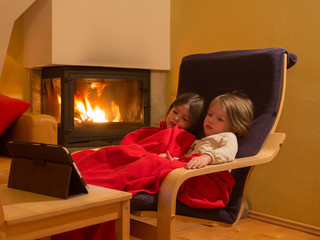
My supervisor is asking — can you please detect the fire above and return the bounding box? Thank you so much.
[111,101,121,122]
[74,97,122,123]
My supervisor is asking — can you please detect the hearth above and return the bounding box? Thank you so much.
[41,66,150,148]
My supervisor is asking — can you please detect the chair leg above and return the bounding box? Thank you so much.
[157,213,175,240]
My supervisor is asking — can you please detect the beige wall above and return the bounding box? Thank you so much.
[0,0,34,99]
[0,0,35,76]
[0,16,30,101]
[23,0,170,70]
[169,0,320,227]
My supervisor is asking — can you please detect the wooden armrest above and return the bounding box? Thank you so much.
[156,132,286,238]
[159,132,285,202]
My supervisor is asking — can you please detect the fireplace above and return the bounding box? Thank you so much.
[41,66,150,148]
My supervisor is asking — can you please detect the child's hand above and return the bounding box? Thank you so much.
[158,153,168,158]
[185,154,212,169]
[159,151,177,161]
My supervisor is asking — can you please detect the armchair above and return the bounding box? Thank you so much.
[130,48,297,239]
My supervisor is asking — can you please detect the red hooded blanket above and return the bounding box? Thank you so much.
[52,124,235,240]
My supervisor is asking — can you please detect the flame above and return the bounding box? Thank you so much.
[111,101,121,122]
[74,96,122,123]
[89,82,108,97]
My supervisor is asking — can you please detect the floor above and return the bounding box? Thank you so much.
[131,217,320,240]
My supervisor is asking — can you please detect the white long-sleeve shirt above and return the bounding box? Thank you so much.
[184,132,238,164]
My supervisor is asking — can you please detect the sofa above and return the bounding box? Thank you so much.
[0,113,57,184]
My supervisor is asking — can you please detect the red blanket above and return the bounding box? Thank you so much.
[53,124,235,240]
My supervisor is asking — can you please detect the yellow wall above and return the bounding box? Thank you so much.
[169,0,320,226]
[0,16,30,101]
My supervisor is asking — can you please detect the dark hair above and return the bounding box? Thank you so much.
[166,92,206,138]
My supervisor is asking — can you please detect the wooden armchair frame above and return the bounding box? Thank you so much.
[130,53,289,240]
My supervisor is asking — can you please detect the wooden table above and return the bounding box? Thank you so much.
[0,184,132,240]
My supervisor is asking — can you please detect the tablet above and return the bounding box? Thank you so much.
[6,141,89,198]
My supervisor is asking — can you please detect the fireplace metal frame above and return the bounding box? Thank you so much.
[42,66,150,148]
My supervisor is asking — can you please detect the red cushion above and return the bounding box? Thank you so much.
[0,93,31,136]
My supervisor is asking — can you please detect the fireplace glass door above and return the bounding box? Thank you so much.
[41,66,150,148]
[73,78,143,127]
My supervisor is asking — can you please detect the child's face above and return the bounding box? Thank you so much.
[203,102,235,136]
[166,104,191,130]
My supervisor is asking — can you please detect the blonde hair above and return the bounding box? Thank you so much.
[210,91,254,140]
